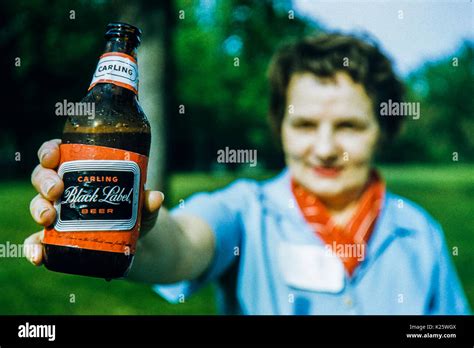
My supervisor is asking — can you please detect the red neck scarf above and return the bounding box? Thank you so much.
[291,171,385,276]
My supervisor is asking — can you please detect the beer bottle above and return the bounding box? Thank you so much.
[43,23,151,279]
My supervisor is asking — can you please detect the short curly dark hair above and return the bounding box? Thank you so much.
[267,32,404,142]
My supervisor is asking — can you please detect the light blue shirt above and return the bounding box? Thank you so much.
[153,169,471,315]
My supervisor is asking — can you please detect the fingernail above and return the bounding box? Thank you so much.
[41,179,56,195]
[38,207,50,219]
[40,150,50,162]
[28,247,37,264]
[159,192,165,201]
[32,246,41,263]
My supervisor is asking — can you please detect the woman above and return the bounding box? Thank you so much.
[26,33,470,314]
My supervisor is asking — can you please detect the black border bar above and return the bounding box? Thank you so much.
[1,315,472,346]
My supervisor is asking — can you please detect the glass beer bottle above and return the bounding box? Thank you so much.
[43,22,151,279]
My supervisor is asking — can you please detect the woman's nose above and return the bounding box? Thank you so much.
[312,124,339,163]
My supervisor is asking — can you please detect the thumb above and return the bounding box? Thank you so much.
[140,190,164,235]
[144,190,164,215]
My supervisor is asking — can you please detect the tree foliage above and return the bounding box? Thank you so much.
[391,42,474,163]
[1,0,472,179]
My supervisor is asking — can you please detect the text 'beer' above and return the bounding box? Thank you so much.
[43,23,151,279]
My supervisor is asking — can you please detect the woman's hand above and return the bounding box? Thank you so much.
[24,139,164,266]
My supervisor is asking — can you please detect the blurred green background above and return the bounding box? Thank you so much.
[0,0,472,314]
[1,167,473,314]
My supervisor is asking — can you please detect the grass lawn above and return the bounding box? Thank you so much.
[0,164,472,314]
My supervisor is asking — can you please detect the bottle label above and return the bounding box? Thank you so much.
[44,144,148,254]
[55,160,140,232]
[88,52,138,94]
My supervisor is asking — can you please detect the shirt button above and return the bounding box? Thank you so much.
[343,296,354,307]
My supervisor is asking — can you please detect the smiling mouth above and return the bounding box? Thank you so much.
[313,165,343,178]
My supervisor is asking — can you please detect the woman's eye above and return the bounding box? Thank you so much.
[293,121,315,129]
[338,122,363,130]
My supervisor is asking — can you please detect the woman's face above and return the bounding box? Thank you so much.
[282,72,380,207]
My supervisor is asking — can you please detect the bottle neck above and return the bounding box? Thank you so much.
[104,37,138,59]
[88,37,140,98]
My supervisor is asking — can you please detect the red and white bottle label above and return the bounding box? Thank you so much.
[89,52,138,94]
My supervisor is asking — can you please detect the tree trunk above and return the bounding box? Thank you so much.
[120,1,173,192]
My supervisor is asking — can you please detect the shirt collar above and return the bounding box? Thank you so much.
[259,168,416,258]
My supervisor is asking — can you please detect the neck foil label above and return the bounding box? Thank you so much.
[89,52,138,94]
